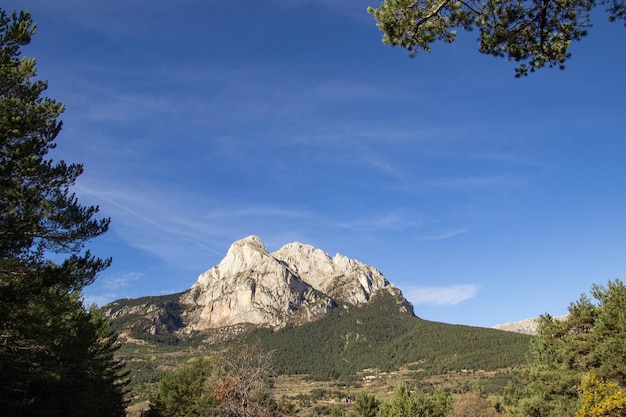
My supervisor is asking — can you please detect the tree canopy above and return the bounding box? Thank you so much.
[449,391,500,417]
[368,0,626,76]
[0,8,126,416]
[377,383,451,417]
[504,279,626,416]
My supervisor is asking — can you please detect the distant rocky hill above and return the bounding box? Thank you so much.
[492,318,542,335]
[492,315,568,335]
[103,235,413,337]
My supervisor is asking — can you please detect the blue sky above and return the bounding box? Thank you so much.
[8,0,625,327]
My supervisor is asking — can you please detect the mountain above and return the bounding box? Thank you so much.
[103,235,413,337]
[104,236,533,407]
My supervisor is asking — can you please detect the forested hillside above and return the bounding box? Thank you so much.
[110,291,531,382]
[247,292,531,380]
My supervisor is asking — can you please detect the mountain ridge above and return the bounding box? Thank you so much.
[103,235,413,337]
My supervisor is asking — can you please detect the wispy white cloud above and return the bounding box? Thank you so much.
[101,272,144,290]
[421,175,525,189]
[74,178,319,271]
[268,0,373,20]
[73,183,229,271]
[83,272,145,307]
[337,210,421,231]
[206,207,309,219]
[360,154,407,178]
[414,227,469,241]
[77,183,225,257]
[82,294,115,307]
[404,284,478,306]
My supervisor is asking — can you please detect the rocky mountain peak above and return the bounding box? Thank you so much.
[197,235,270,285]
[271,241,393,304]
[178,236,413,331]
[272,242,335,290]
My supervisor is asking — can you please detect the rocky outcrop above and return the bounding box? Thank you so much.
[273,242,390,305]
[492,318,541,335]
[102,294,187,340]
[180,236,336,330]
[492,315,568,335]
[179,235,413,331]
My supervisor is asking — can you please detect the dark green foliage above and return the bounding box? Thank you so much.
[377,382,450,417]
[147,357,221,417]
[368,0,626,76]
[329,406,345,417]
[504,279,626,417]
[0,8,126,416]
[247,292,531,380]
[310,405,332,416]
[474,371,519,396]
[354,393,380,417]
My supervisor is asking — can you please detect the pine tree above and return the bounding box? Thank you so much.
[354,393,379,417]
[0,8,126,416]
[368,0,626,76]
[147,357,221,417]
[504,279,626,417]
[377,383,447,417]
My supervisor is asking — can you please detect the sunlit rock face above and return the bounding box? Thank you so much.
[274,242,392,305]
[180,235,413,331]
[180,236,333,330]
[492,315,568,335]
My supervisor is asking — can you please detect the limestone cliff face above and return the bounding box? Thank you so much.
[179,235,412,331]
[179,236,335,331]
[273,242,393,305]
